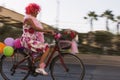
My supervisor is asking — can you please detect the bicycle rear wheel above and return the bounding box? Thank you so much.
[50,53,85,80]
[0,49,31,80]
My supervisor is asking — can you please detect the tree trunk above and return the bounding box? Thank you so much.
[106,18,109,31]
[117,23,119,35]
[90,19,93,31]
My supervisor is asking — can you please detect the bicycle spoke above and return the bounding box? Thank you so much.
[51,53,85,80]
[0,50,31,80]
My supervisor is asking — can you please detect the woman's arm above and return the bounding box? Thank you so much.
[25,18,54,34]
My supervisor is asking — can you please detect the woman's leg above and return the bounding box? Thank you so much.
[35,48,50,75]
[39,48,50,68]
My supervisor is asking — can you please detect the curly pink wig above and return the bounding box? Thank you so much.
[25,3,41,14]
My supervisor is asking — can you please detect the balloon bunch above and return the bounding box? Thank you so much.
[0,37,22,57]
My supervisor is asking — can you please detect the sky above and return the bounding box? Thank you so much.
[0,0,120,33]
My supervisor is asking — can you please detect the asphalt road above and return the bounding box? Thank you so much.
[0,64,120,80]
[1,53,120,80]
[84,64,120,80]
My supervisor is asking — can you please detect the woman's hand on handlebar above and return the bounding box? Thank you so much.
[46,30,55,35]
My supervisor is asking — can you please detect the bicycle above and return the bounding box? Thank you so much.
[0,32,85,80]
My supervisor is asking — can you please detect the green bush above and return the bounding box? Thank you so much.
[0,25,22,42]
[94,31,114,46]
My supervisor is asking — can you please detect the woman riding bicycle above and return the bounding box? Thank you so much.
[20,3,54,75]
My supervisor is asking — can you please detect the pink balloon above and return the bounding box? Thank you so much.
[14,38,21,48]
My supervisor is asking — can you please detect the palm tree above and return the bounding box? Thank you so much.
[101,10,115,31]
[115,16,120,35]
[84,11,98,31]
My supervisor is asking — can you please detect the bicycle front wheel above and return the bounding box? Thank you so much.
[0,49,31,80]
[50,53,85,80]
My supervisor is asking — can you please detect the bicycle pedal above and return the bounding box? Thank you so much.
[31,72,39,77]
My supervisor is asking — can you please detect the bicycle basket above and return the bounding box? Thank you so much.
[58,40,71,50]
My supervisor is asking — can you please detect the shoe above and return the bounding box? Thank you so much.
[35,68,48,75]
